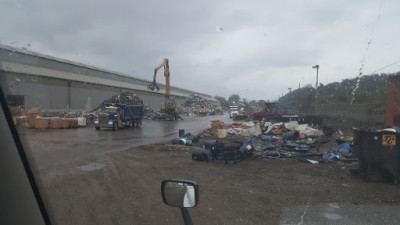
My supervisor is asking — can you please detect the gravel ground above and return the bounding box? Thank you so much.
[35,141,400,225]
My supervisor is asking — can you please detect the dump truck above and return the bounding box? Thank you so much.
[94,103,143,131]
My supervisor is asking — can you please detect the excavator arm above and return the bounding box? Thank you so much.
[149,58,181,120]
[148,58,170,98]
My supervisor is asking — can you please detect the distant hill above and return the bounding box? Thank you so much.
[277,72,399,115]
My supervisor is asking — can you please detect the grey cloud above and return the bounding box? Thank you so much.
[1,0,400,100]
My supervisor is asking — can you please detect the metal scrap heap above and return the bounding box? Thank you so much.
[180,93,218,116]
[195,119,357,165]
[91,92,144,112]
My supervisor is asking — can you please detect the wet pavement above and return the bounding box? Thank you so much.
[280,204,400,225]
[18,114,231,171]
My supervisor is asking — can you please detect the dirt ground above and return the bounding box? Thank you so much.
[35,138,400,225]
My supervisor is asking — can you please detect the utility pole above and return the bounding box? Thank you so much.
[312,65,319,115]
[312,65,319,89]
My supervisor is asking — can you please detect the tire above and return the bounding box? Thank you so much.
[95,126,100,130]
[112,122,118,131]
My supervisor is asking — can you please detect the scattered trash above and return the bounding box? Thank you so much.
[322,152,340,160]
[172,130,199,146]
[307,159,319,164]
[341,184,351,188]
[328,203,344,209]
[332,143,351,153]
[194,116,358,168]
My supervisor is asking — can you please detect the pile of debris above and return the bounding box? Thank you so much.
[91,92,143,112]
[183,94,211,108]
[180,94,218,116]
[143,106,159,120]
[194,119,357,164]
[42,111,96,124]
[9,106,87,129]
[143,105,181,120]
[201,120,262,138]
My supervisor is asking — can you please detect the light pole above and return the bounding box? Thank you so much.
[312,65,319,114]
[312,65,319,89]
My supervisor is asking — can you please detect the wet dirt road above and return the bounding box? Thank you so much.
[16,114,400,225]
[18,114,230,172]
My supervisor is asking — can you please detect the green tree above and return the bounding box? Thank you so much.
[228,94,241,105]
[257,100,267,108]
[214,96,228,107]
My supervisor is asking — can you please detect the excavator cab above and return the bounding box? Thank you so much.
[199,106,206,115]
[162,98,177,112]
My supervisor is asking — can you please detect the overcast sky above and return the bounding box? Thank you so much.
[1,0,400,101]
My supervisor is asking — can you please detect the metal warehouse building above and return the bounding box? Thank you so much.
[0,45,217,112]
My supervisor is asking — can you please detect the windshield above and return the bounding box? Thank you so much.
[105,108,118,113]
[1,1,400,224]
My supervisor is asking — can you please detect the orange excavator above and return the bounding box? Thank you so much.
[148,58,181,120]
[147,58,169,93]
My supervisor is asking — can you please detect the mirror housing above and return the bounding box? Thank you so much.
[161,179,199,208]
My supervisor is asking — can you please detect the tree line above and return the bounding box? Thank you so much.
[214,72,399,114]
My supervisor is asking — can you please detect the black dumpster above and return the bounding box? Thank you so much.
[353,129,400,182]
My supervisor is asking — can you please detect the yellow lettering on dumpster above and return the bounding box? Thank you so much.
[382,135,396,146]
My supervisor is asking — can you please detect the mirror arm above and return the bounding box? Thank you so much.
[180,207,193,225]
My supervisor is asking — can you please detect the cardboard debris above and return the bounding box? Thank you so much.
[34,118,49,129]
[49,117,63,129]
[202,120,263,137]
[30,107,42,115]
[265,121,324,136]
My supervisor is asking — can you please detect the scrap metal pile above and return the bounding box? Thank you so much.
[90,92,164,120]
[193,119,357,164]
[91,92,143,112]
[180,94,220,116]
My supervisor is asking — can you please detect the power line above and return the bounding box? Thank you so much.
[367,58,400,75]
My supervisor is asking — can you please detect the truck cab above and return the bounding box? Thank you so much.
[229,105,239,118]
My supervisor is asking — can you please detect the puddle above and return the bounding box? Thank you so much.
[79,163,105,171]
[328,203,343,209]
[324,213,343,220]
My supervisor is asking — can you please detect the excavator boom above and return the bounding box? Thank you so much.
[148,58,170,98]
[148,58,181,120]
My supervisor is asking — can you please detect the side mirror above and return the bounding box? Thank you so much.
[161,179,199,208]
